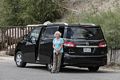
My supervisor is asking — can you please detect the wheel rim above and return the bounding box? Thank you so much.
[48,63,52,70]
[16,53,22,65]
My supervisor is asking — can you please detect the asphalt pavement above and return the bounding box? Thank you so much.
[0,56,120,80]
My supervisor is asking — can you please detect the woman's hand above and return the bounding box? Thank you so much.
[56,49,60,53]
[55,49,60,55]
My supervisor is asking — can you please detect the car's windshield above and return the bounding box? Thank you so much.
[64,27,104,40]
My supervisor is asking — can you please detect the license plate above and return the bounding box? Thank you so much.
[83,48,91,52]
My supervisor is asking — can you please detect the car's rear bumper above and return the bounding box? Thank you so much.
[63,53,107,67]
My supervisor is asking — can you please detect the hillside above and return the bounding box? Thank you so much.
[63,0,120,14]
[59,0,120,21]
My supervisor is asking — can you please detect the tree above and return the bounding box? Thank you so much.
[1,0,65,26]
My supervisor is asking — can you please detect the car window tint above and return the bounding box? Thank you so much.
[43,27,58,39]
[30,27,41,40]
[65,27,104,40]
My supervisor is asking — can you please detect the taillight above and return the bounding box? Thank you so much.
[64,41,76,48]
[99,40,106,48]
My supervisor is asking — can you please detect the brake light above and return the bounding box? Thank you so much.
[99,40,106,48]
[64,41,76,47]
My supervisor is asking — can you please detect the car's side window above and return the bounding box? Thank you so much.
[41,27,58,39]
[28,27,41,42]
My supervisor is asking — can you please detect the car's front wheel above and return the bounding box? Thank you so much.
[15,51,26,67]
[88,66,99,72]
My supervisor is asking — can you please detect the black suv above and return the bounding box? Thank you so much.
[14,23,108,72]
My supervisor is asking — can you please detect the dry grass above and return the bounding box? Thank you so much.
[65,0,120,13]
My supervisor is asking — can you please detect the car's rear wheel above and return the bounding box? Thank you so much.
[15,51,26,67]
[88,66,99,72]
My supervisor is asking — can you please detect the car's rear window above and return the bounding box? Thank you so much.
[64,26,104,40]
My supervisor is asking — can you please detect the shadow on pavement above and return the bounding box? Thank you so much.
[60,67,115,73]
[25,65,116,73]
[26,65,47,71]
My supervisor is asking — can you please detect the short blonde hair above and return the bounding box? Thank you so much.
[54,31,62,37]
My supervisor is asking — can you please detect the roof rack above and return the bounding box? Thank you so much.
[43,21,68,26]
[43,21,52,25]
[53,22,68,25]
[27,24,43,27]
[27,22,96,27]
[79,23,96,26]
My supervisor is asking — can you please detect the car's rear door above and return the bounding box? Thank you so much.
[38,26,58,64]
[64,26,107,56]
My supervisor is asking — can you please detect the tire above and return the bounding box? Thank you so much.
[46,59,53,72]
[15,51,26,67]
[88,66,99,72]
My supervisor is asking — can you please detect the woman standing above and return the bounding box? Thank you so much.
[52,31,64,73]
